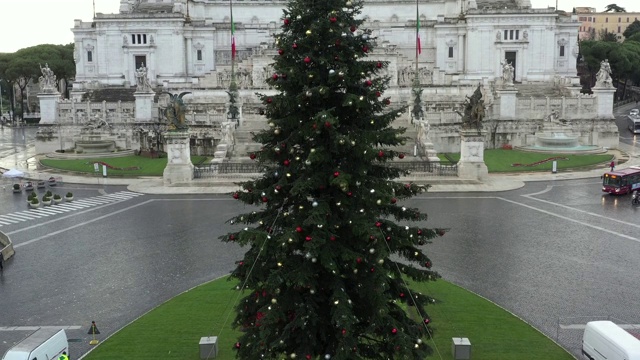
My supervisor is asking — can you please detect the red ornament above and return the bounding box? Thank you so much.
[347,191,353,197]
[296,226,303,233]
[335,39,341,46]
[362,46,369,53]
[342,328,347,335]
[262,196,268,203]
[272,73,279,80]
[233,192,239,199]
[400,292,405,298]
[283,18,290,25]
[275,185,282,191]
[334,56,340,61]
[376,62,382,68]
[278,49,284,55]
[391,328,398,334]
[306,355,312,360]
[356,257,362,263]
[305,236,312,242]
[424,261,432,268]
[330,236,336,241]
[424,318,431,325]
[365,80,372,87]
[370,267,375,272]
[324,121,331,128]
[391,197,397,204]
[386,236,391,241]
[405,183,411,189]
[399,153,405,159]
[417,229,422,235]
[369,235,375,240]
[304,56,311,64]
[438,229,446,236]
[384,99,391,105]
[266,98,273,103]
[292,43,298,49]
[350,25,357,32]
[378,150,384,158]
[375,221,382,227]
[234,342,242,349]
[330,17,337,23]
[333,171,340,177]
[229,234,235,240]
[249,153,257,160]
[376,91,381,97]
[312,123,317,129]
[283,159,290,166]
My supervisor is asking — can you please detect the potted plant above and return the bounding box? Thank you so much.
[13,184,21,193]
[42,194,52,206]
[29,197,40,209]
[53,194,62,204]
[27,191,37,203]
[45,190,53,198]
[65,192,74,202]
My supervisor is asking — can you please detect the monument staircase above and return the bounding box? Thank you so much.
[514,83,572,98]
[81,88,138,102]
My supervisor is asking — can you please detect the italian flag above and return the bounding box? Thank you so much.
[416,12,421,55]
[231,1,236,59]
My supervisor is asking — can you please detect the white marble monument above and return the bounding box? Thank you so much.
[163,131,194,185]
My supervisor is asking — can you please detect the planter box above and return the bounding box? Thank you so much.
[53,198,62,204]
[65,196,74,202]
[29,202,40,209]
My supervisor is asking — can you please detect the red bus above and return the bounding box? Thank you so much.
[602,166,640,194]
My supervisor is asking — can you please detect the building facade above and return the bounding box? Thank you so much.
[576,7,640,40]
[70,0,581,94]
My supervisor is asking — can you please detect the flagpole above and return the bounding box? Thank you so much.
[230,0,236,85]
[415,0,419,82]
[93,0,96,18]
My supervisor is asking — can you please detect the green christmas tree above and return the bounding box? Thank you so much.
[223,0,445,358]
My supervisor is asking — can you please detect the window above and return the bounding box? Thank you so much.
[130,34,148,45]
[515,30,519,40]
[87,50,93,62]
[627,17,630,22]
[559,45,565,57]
[197,49,203,61]
[448,46,454,58]
[606,18,609,23]
[504,30,508,40]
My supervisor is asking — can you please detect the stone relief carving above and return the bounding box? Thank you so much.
[397,66,431,86]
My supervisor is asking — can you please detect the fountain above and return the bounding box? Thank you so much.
[517,110,605,154]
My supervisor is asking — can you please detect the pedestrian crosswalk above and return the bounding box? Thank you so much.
[0,191,143,226]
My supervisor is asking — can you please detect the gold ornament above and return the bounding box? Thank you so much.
[306,29,312,36]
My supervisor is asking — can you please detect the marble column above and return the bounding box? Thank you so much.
[457,129,488,180]
[163,131,194,185]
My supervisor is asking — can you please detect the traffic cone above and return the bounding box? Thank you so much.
[87,321,101,345]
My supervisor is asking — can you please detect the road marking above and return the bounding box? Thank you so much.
[0,325,83,331]
[560,324,640,330]
[13,199,155,248]
[1,191,144,228]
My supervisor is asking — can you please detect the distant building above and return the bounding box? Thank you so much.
[576,9,640,41]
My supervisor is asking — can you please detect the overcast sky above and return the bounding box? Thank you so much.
[0,0,636,53]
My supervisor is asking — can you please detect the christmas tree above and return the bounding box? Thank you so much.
[223,0,444,358]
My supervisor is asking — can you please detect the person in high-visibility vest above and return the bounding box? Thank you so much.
[59,351,69,360]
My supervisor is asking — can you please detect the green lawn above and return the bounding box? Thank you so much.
[83,276,572,360]
[442,149,612,173]
[40,156,209,177]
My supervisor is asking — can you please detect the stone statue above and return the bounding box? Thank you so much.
[501,59,514,86]
[455,85,485,131]
[417,120,430,145]
[221,122,235,146]
[135,63,152,92]
[595,59,613,87]
[38,63,57,93]
[162,92,191,131]
[82,115,111,132]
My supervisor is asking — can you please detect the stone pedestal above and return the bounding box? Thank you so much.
[134,91,156,122]
[592,86,616,119]
[457,129,488,180]
[37,92,62,124]
[163,131,194,185]
[496,87,518,120]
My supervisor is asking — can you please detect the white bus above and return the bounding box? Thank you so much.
[628,115,640,134]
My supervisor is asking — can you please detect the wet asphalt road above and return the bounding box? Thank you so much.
[1,178,639,358]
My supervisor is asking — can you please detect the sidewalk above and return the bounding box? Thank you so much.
[1,142,638,195]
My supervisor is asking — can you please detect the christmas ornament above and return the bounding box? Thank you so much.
[329,69,336,76]
[376,61,382,68]
[306,29,312,36]
[304,56,311,64]
[232,193,239,199]
[284,18,290,25]
[378,150,384,157]
[234,342,241,349]
[292,43,298,49]
[296,226,303,233]
[350,25,356,32]
[305,236,312,241]
[283,159,290,166]
[391,328,398,334]
[362,46,369,53]
[267,97,273,103]
[330,17,337,23]
[325,121,331,128]
[262,196,268,203]
[296,15,302,20]
[278,49,284,55]
[399,153,405,159]
[330,236,336,241]
[333,171,340,177]
[335,39,341,46]
[365,80,372,87]
[249,153,257,160]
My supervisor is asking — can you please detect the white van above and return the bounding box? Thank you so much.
[2,328,68,360]
[583,321,640,360]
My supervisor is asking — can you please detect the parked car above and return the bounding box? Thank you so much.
[630,109,639,117]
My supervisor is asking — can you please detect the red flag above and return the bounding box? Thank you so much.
[416,14,421,55]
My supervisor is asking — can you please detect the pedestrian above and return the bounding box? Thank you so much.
[610,160,615,172]
[0,251,4,272]
[58,351,69,360]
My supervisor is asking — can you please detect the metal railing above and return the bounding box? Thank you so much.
[194,161,457,179]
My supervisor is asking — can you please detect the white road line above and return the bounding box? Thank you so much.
[0,325,83,331]
[0,217,22,223]
[560,324,640,330]
[14,199,155,248]
[522,191,640,230]
[499,197,640,242]
[1,213,33,221]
